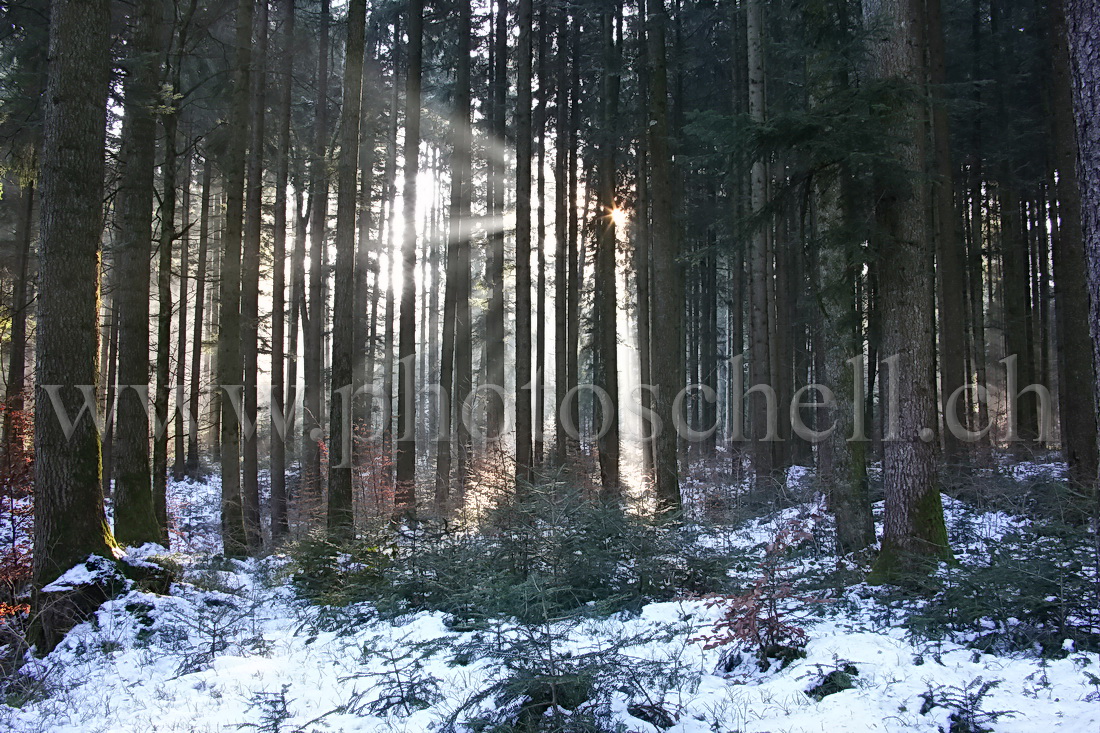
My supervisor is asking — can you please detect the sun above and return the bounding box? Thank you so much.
[610,206,628,229]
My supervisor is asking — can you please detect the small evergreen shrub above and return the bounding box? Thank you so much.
[906,520,1100,656]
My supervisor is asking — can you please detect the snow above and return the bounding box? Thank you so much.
[3,467,1099,732]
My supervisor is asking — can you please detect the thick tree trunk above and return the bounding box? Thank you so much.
[1064,0,1100,490]
[866,0,951,582]
[32,0,116,590]
[1051,0,1099,490]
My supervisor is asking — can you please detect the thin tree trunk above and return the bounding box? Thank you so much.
[4,182,34,455]
[174,151,190,482]
[515,0,534,486]
[395,0,424,519]
[269,0,294,539]
[594,3,620,498]
[188,156,211,477]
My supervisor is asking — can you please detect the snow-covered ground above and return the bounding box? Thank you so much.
[2,467,1098,732]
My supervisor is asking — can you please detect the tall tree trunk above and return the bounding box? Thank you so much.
[553,4,570,464]
[453,13,475,507]
[534,7,549,468]
[566,14,582,452]
[379,28,402,487]
[485,0,507,443]
[33,0,116,594]
[1051,0,1098,490]
[396,0,423,519]
[328,0,366,536]
[746,0,774,486]
[356,21,380,442]
[4,182,34,455]
[594,3,620,498]
[304,0,331,525]
[818,175,874,554]
[187,156,211,477]
[435,0,472,513]
[216,0,254,557]
[239,0,268,552]
[867,0,951,581]
[927,0,968,467]
[270,0,295,539]
[1064,0,1100,491]
[112,0,162,548]
[174,152,190,482]
[645,0,682,511]
[515,0,534,485]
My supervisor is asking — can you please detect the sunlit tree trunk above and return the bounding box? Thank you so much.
[187,157,211,478]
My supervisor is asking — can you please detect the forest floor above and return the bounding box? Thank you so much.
[2,461,1099,732]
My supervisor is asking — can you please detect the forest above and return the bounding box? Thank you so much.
[0,0,1099,730]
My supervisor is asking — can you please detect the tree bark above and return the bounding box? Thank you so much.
[1051,0,1099,490]
[328,0,367,536]
[866,0,951,581]
[188,156,211,477]
[515,0,534,486]
[270,0,295,539]
[112,0,162,548]
[32,0,116,589]
[216,0,254,557]
[645,0,682,511]
[1064,0,1100,490]
[395,0,424,519]
[303,0,331,526]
